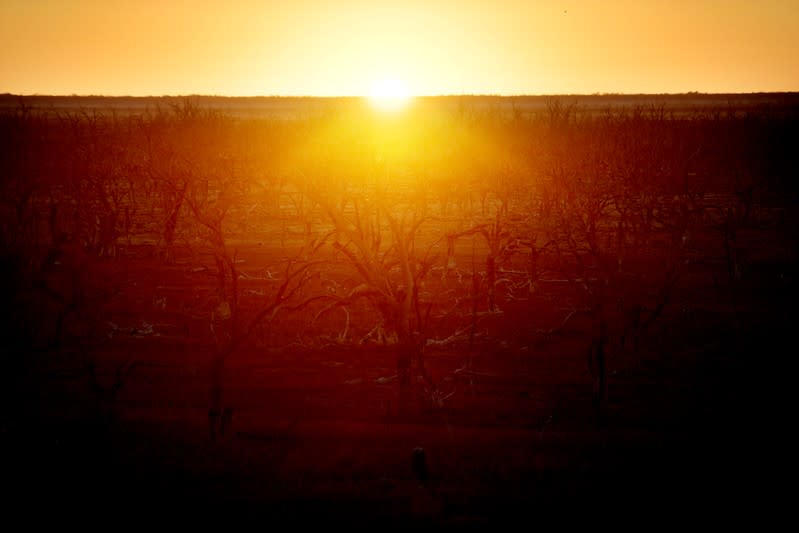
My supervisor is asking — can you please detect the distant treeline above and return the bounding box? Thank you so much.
[2,92,798,119]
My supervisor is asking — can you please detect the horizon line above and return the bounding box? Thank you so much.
[3,91,799,99]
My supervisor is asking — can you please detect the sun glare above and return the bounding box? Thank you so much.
[368,78,411,111]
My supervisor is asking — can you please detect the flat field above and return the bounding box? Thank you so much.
[1,94,796,524]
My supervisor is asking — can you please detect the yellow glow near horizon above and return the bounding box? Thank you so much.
[0,1,798,96]
[368,79,411,111]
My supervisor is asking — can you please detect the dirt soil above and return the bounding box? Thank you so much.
[3,238,791,526]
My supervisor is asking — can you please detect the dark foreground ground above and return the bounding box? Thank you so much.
[2,93,796,526]
[3,273,791,526]
[2,222,796,527]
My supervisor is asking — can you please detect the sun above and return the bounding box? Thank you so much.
[368,78,411,112]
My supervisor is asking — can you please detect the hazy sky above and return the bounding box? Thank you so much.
[1,0,797,96]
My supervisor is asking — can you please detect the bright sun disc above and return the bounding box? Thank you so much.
[368,79,411,111]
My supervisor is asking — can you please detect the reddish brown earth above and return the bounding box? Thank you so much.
[4,235,789,526]
[2,97,796,526]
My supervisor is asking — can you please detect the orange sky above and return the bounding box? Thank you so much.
[1,0,797,96]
